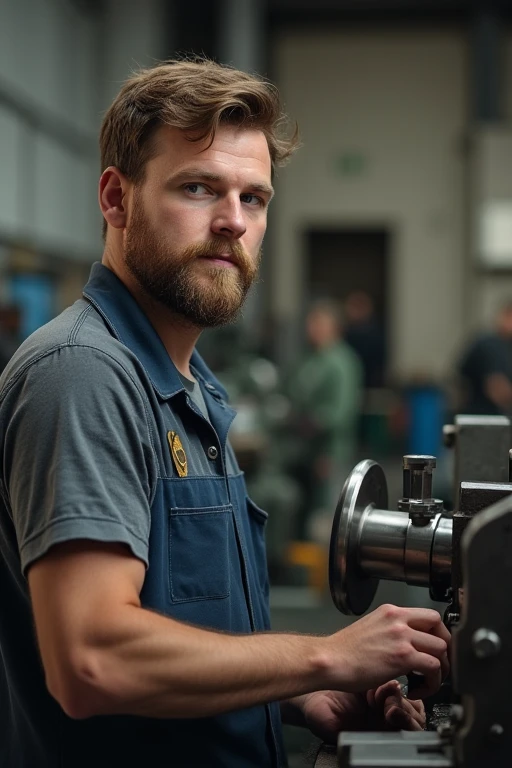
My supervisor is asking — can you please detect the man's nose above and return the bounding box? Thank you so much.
[210,195,246,240]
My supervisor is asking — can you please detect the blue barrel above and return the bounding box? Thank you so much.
[406,385,445,457]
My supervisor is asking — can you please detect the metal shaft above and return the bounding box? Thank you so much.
[358,506,452,598]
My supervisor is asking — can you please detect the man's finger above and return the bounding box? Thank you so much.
[373,680,401,709]
[383,691,426,728]
[384,703,425,731]
[406,610,451,647]
[366,688,376,709]
[404,654,442,700]
[372,681,426,731]
[410,630,450,681]
[410,629,448,658]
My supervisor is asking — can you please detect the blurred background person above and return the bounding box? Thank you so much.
[286,300,363,540]
[344,290,387,390]
[457,302,512,416]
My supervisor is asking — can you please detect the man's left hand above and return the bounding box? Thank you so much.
[297,680,425,744]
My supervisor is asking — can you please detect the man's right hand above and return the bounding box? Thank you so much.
[324,604,450,700]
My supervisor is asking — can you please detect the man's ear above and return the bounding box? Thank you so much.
[99,167,131,230]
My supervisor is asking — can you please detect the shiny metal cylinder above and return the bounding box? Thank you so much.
[357,506,452,597]
[358,507,408,581]
[405,516,439,587]
[431,515,452,599]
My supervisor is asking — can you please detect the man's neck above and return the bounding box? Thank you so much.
[314,337,339,351]
[102,251,201,378]
[135,291,202,378]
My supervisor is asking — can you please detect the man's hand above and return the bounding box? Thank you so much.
[323,604,450,699]
[295,681,425,744]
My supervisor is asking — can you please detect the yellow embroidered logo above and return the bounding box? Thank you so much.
[167,431,188,477]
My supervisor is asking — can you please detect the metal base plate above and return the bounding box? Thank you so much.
[329,460,388,615]
[337,731,453,767]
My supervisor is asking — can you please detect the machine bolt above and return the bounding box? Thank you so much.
[445,612,459,628]
[472,628,501,659]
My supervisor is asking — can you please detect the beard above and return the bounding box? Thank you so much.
[123,196,260,328]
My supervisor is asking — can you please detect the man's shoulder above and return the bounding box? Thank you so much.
[460,333,500,364]
[331,341,363,368]
[0,298,132,390]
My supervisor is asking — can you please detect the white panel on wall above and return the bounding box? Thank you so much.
[49,0,99,133]
[33,132,74,245]
[479,201,512,266]
[100,0,165,109]
[72,14,100,132]
[0,106,22,234]
[33,132,99,256]
[0,0,58,114]
[0,0,36,98]
[0,0,99,135]
[69,154,102,253]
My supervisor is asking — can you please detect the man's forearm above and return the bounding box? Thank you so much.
[57,605,335,720]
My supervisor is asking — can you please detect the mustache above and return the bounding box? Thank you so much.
[181,240,251,269]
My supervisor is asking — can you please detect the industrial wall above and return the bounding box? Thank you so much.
[0,0,166,310]
[0,0,165,258]
[273,26,468,381]
[0,0,99,259]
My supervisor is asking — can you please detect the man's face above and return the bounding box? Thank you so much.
[306,311,338,348]
[123,124,273,327]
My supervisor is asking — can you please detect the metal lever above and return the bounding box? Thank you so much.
[398,454,443,524]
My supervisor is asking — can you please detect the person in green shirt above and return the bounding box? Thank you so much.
[288,300,363,539]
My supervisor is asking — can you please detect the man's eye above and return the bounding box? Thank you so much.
[184,183,208,195]
[241,193,263,206]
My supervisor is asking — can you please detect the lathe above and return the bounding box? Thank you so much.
[328,414,512,767]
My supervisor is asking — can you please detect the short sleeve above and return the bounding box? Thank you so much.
[1,345,157,574]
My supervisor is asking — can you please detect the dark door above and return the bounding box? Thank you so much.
[306,227,389,319]
[305,227,390,389]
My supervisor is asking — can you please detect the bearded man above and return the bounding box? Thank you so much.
[0,60,449,768]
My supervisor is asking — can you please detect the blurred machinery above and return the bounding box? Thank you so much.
[199,327,301,579]
[327,415,512,767]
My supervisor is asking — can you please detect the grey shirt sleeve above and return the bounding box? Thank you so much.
[2,345,156,574]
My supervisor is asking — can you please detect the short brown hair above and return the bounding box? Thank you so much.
[100,58,299,236]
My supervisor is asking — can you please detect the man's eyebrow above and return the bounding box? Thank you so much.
[170,168,274,199]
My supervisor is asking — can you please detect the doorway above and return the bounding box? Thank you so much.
[305,227,390,324]
[305,226,392,451]
[305,226,390,367]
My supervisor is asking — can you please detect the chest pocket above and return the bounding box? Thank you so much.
[169,504,232,602]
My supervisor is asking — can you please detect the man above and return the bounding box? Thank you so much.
[288,300,363,539]
[344,290,386,389]
[458,302,512,415]
[0,59,449,768]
